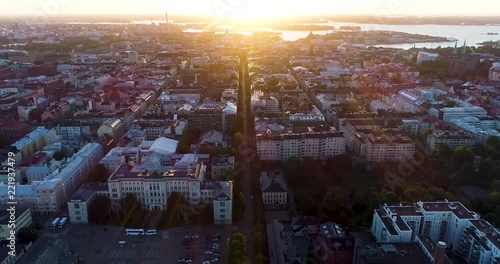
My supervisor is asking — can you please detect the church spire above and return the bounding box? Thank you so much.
[461,39,467,54]
[452,41,458,54]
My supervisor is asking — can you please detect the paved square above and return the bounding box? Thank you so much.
[18,223,232,264]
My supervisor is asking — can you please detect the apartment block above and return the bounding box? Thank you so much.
[0,207,32,241]
[450,117,500,144]
[426,130,477,151]
[187,106,223,132]
[364,133,416,162]
[371,200,481,253]
[457,220,500,264]
[0,119,31,145]
[55,120,91,140]
[0,143,103,215]
[143,123,168,140]
[256,128,345,161]
[97,118,125,142]
[430,106,487,122]
[340,118,415,161]
[11,127,60,163]
[402,115,437,136]
[252,95,280,115]
[67,183,109,224]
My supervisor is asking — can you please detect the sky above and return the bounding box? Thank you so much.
[1,0,499,19]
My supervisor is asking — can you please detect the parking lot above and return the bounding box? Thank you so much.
[178,232,223,263]
[18,224,231,264]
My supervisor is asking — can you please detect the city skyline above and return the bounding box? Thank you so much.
[2,0,500,20]
[0,1,500,263]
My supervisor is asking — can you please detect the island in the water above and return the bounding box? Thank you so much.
[339,26,362,31]
[271,25,335,31]
[301,30,452,45]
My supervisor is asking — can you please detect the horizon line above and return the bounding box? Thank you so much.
[2,13,500,18]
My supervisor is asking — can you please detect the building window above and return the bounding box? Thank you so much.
[220,209,225,213]
[74,204,80,209]
[220,201,225,206]
[221,214,225,219]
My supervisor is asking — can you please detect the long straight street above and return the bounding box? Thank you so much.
[237,50,255,262]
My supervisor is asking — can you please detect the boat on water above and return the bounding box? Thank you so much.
[481,32,499,35]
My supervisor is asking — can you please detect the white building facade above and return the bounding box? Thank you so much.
[106,155,233,224]
[426,130,477,150]
[430,107,487,122]
[0,143,103,215]
[371,201,482,252]
[256,130,346,161]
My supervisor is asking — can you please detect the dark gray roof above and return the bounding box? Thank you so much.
[263,181,287,193]
[376,209,398,236]
[215,192,230,199]
[69,183,108,202]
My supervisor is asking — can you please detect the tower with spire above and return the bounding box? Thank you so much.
[452,41,458,54]
[461,39,467,55]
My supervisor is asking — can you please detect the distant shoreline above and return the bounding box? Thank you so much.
[271,25,335,31]
[1,15,500,26]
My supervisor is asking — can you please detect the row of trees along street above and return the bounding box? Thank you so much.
[227,229,249,264]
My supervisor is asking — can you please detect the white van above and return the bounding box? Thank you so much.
[125,229,144,235]
[58,217,68,228]
[51,218,61,229]
[119,241,126,247]
[145,229,156,235]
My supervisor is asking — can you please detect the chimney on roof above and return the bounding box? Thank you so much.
[433,241,446,264]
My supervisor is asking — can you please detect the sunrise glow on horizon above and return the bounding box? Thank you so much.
[2,0,500,21]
